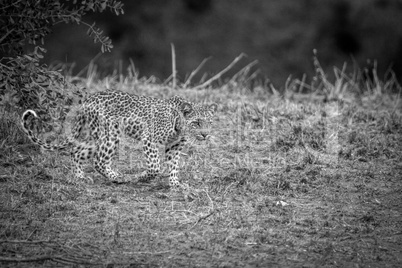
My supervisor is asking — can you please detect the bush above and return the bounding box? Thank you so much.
[0,0,124,123]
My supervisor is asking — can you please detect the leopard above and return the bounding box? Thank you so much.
[21,91,217,188]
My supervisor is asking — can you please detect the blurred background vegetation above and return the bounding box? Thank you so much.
[41,0,402,87]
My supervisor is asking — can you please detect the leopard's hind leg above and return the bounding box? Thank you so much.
[93,121,121,181]
[71,141,96,183]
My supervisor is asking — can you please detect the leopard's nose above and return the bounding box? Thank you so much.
[199,133,208,140]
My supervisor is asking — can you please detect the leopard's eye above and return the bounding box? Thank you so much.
[192,120,202,127]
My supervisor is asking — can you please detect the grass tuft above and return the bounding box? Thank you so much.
[1,57,402,267]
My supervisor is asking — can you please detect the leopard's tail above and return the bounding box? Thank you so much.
[21,109,71,151]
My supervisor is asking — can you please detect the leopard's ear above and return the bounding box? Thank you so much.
[208,103,218,114]
[179,102,193,118]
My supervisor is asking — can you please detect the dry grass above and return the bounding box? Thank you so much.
[1,62,402,267]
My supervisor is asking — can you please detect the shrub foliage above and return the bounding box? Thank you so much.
[0,0,123,123]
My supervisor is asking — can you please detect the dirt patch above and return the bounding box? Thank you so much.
[1,90,402,267]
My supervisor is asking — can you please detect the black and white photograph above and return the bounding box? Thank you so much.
[1,0,401,267]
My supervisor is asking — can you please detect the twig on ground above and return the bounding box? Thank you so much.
[0,255,99,265]
[204,188,214,210]
[190,209,216,230]
[193,53,246,90]
[188,188,216,230]
[0,240,49,244]
[0,255,54,263]
[125,250,171,255]
[183,57,211,88]
[0,240,102,265]
[229,59,259,84]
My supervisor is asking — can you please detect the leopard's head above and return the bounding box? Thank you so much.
[178,102,217,142]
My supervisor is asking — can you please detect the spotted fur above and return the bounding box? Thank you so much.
[21,91,217,188]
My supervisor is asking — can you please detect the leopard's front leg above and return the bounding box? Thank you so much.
[165,138,186,189]
[142,138,161,181]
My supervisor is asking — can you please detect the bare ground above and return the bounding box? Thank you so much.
[1,88,401,267]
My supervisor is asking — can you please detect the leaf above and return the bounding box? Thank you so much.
[100,2,107,11]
